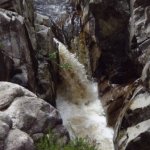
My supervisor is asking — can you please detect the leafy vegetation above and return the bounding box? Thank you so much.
[48,51,72,70]
[0,43,4,49]
[36,131,97,150]
[48,52,57,60]
[60,63,72,70]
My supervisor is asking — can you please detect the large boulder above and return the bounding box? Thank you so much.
[0,82,69,150]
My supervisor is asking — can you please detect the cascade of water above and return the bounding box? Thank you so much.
[54,38,114,150]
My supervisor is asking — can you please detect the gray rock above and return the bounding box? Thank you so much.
[0,0,58,105]
[0,8,37,92]
[35,13,49,26]
[36,25,54,56]
[37,60,57,106]
[114,87,150,150]
[0,82,69,150]
[34,0,69,24]
[141,61,150,89]
[0,121,10,140]
[5,129,34,150]
[130,0,150,70]
[0,0,13,10]
[0,84,24,110]
[0,113,12,149]
[132,1,150,43]
[0,113,12,128]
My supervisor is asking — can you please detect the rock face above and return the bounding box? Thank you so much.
[0,82,69,150]
[114,85,150,150]
[0,8,36,91]
[0,0,58,106]
[130,0,150,73]
[113,0,150,149]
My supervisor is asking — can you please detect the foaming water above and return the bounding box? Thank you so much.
[55,39,114,150]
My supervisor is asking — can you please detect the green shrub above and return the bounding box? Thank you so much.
[0,43,4,49]
[48,52,57,60]
[60,63,72,70]
[48,52,72,70]
[63,138,97,150]
[36,131,97,150]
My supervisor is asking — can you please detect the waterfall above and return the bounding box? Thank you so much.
[54,39,114,150]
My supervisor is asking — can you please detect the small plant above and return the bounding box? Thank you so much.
[0,43,4,49]
[60,63,72,70]
[48,51,72,70]
[36,131,97,150]
[36,130,61,150]
[48,52,57,60]
[64,137,97,150]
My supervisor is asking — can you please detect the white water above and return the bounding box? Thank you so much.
[54,39,114,150]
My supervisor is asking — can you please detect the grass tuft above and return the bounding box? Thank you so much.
[36,131,97,150]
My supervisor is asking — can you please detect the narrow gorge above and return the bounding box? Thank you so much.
[55,39,114,150]
[0,0,150,150]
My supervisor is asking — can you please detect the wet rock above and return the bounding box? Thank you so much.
[90,0,133,82]
[130,0,150,72]
[64,1,141,131]
[99,79,138,126]
[96,0,150,131]
[114,87,150,150]
[76,0,140,89]
[131,0,150,43]
[34,0,99,76]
